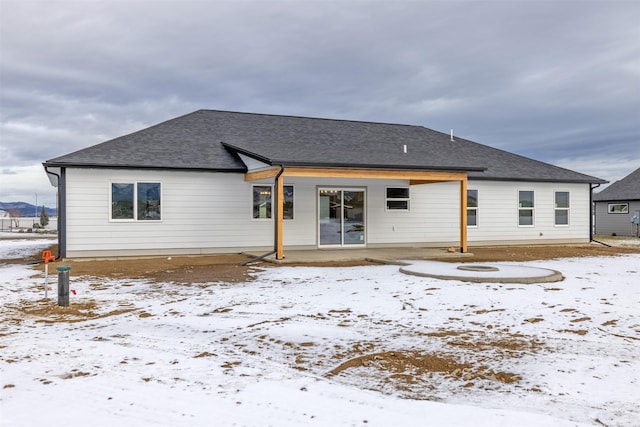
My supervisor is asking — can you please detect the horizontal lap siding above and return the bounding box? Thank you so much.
[279,178,459,246]
[594,201,640,236]
[282,177,391,246]
[467,181,591,243]
[65,169,593,256]
[368,181,459,244]
[66,169,273,254]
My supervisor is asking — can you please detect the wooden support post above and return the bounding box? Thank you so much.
[275,174,284,260]
[460,178,468,253]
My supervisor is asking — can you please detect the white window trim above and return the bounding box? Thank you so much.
[109,181,163,222]
[607,203,629,214]
[251,184,295,221]
[283,184,295,221]
[518,189,535,227]
[385,186,410,211]
[554,190,570,226]
[467,189,478,228]
[251,184,273,221]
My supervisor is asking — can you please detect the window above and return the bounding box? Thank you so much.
[386,187,410,210]
[253,185,272,219]
[252,185,294,219]
[555,191,570,225]
[283,185,294,220]
[608,203,629,214]
[467,189,478,227]
[518,190,534,226]
[111,183,134,219]
[111,182,161,221]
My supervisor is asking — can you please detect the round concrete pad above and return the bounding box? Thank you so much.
[399,261,563,284]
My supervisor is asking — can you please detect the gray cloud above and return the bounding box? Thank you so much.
[1,0,639,205]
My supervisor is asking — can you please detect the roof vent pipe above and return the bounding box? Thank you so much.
[403,144,407,154]
[450,129,454,141]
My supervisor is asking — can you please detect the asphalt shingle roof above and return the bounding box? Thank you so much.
[593,167,640,201]
[44,109,605,184]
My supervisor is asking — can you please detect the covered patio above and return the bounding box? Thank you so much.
[245,166,471,261]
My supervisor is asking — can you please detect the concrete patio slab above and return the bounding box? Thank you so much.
[243,247,473,264]
[399,260,563,284]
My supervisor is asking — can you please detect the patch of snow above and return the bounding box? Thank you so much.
[1,240,638,427]
[0,237,55,259]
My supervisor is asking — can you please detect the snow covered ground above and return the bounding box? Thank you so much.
[1,239,639,427]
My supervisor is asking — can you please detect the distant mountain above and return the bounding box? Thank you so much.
[0,202,57,217]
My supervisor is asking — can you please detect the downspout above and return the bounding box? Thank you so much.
[43,166,65,260]
[590,183,610,247]
[241,165,285,266]
[59,168,67,258]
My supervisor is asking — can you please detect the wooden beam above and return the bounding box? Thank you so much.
[460,178,468,253]
[275,174,284,260]
[283,167,466,182]
[409,179,450,185]
[244,168,281,182]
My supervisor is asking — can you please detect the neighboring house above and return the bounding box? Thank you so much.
[593,167,640,237]
[43,110,606,259]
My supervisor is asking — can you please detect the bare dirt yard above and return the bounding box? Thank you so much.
[19,240,640,284]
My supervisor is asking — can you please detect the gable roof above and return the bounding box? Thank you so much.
[593,167,640,201]
[44,109,605,184]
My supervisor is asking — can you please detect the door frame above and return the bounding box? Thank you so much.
[317,186,367,248]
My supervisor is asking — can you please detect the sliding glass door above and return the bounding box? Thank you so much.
[318,188,365,247]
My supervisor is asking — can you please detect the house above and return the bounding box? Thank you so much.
[593,167,640,237]
[42,110,606,259]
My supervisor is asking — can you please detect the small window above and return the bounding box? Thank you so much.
[111,182,161,221]
[467,189,478,227]
[283,185,294,220]
[253,186,272,219]
[555,191,569,225]
[386,187,409,210]
[518,190,534,226]
[252,185,295,220]
[608,203,629,214]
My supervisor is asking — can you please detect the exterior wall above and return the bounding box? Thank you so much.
[64,168,593,257]
[279,177,461,248]
[368,180,460,246]
[466,181,592,245]
[594,200,640,236]
[65,168,276,257]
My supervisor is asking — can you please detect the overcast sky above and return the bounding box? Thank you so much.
[1,0,639,208]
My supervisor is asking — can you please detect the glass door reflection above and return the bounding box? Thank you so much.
[319,189,365,246]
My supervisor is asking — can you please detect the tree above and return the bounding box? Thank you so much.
[40,205,49,228]
[8,208,21,228]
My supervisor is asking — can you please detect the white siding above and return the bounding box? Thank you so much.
[368,181,460,246]
[281,178,591,247]
[466,181,591,244]
[66,169,276,257]
[281,178,460,247]
[64,169,593,257]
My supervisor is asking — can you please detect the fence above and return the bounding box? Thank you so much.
[0,217,58,233]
